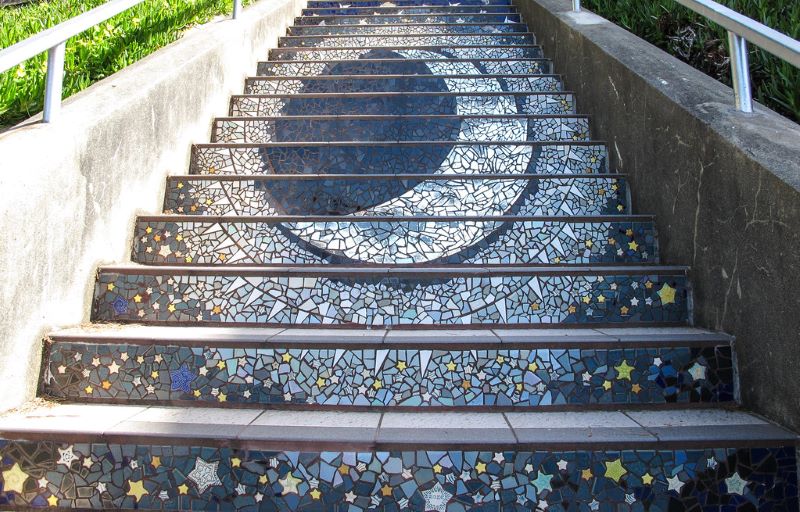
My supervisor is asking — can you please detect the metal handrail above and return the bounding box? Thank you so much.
[0,0,243,122]
[571,0,800,113]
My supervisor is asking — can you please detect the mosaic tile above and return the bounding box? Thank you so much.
[189,143,606,175]
[257,58,552,77]
[306,0,514,7]
[0,441,795,510]
[277,34,535,48]
[132,218,657,265]
[164,176,629,217]
[292,14,524,25]
[212,116,587,143]
[270,45,541,61]
[242,75,562,95]
[46,342,733,406]
[231,92,574,117]
[300,5,518,16]
[287,23,529,36]
[93,270,689,325]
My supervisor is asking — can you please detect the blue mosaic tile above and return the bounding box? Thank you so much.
[306,0,513,7]
[256,58,552,77]
[132,219,657,265]
[0,441,795,510]
[212,116,588,143]
[300,6,518,16]
[269,45,542,61]
[291,14,524,25]
[287,23,529,36]
[45,342,733,406]
[92,271,690,325]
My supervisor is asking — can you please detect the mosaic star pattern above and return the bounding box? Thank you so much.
[132,219,657,265]
[212,116,589,143]
[0,441,795,510]
[256,58,553,77]
[189,144,607,175]
[46,342,734,406]
[291,14,525,26]
[94,271,689,325]
[306,0,514,8]
[287,22,529,36]
[277,34,535,48]
[269,45,542,61]
[300,6,520,16]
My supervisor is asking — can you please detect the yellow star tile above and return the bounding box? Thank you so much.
[608,237,616,245]
[316,377,326,388]
[184,255,193,263]
[279,472,302,495]
[47,495,59,507]
[617,204,625,212]
[604,459,627,483]
[85,385,93,394]
[102,380,112,390]
[645,281,654,289]
[217,361,226,370]
[212,305,222,315]
[1,463,29,493]
[530,302,540,311]
[396,361,407,372]
[151,371,159,379]
[145,227,153,234]
[581,468,593,480]
[568,305,577,314]
[476,462,487,473]
[602,380,612,391]
[176,234,183,241]
[310,488,322,500]
[620,306,630,315]
[106,283,115,291]
[433,464,442,474]
[628,240,639,251]
[231,457,241,468]
[127,479,148,502]
[461,380,471,390]
[597,295,606,304]
[585,240,593,248]
[381,484,393,496]
[133,294,142,303]
[193,390,201,397]
[151,456,161,469]
[338,465,349,475]
[632,383,642,394]
[515,383,523,392]
[582,295,591,304]
[178,484,189,494]
[615,360,634,380]
[372,379,383,390]
[281,353,293,363]
[218,393,227,402]
[495,356,504,364]
[259,475,268,484]
[642,472,654,485]
[167,303,176,313]
[528,362,539,372]
[657,283,676,305]
[446,361,457,371]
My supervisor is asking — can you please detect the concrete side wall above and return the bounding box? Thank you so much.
[0,0,305,413]
[517,0,800,429]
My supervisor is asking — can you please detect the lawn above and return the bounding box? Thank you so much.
[583,0,799,123]
[0,0,254,128]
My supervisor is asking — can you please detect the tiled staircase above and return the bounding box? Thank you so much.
[1,0,798,510]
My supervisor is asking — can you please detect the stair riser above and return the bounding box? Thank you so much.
[277,34,534,48]
[132,219,657,265]
[287,23,528,36]
[294,14,523,24]
[46,342,732,406]
[269,45,542,60]
[306,0,514,7]
[164,176,628,217]
[93,272,689,326]
[0,440,794,510]
[257,58,552,76]
[189,144,606,176]
[243,76,561,95]
[230,93,574,116]
[301,6,517,15]
[212,117,587,143]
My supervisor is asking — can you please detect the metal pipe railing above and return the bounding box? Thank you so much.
[569,0,800,113]
[0,0,244,123]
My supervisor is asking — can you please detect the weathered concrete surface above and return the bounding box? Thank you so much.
[0,0,305,413]
[517,0,800,429]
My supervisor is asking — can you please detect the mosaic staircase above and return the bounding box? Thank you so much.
[1,0,798,510]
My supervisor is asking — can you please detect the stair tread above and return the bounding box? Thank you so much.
[49,325,731,345]
[138,214,651,221]
[1,404,793,448]
[170,172,621,180]
[99,264,687,274]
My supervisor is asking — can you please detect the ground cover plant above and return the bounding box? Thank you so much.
[0,0,253,128]
[583,0,799,123]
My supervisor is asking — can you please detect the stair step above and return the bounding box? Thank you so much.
[230,91,573,116]
[189,142,607,175]
[164,174,629,217]
[306,0,513,7]
[294,13,523,25]
[269,44,542,60]
[277,33,535,48]
[257,57,552,76]
[45,327,732,407]
[1,405,796,509]
[92,265,690,326]
[212,115,587,143]
[132,216,658,265]
[287,22,529,36]
[300,5,518,15]
[243,75,561,95]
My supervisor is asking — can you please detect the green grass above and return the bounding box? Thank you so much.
[583,0,800,123]
[0,0,254,128]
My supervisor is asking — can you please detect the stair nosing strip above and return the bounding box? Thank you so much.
[137,214,654,222]
[194,140,601,149]
[245,73,560,80]
[214,114,587,121]
[230,91,570,99]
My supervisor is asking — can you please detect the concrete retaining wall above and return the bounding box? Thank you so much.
[517,0,800,429]
[0,0,305,412]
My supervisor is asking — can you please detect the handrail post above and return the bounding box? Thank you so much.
[727,31,753,112]
[572,0,580,11]
[232,0,242,19]
[42,41,66,123]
